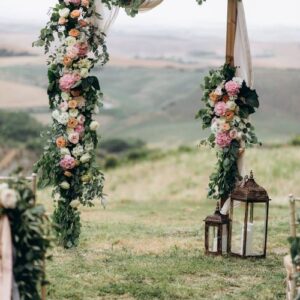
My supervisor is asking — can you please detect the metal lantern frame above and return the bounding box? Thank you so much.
[204,203,231,256]
[229,171,270,258]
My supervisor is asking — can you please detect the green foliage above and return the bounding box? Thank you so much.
[101,138,145,153]
[1,180,51,300]
[290,135,300,146]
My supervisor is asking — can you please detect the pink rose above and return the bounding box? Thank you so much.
[74,42,89,58]
[216,132,232,148]
[214,101,227,117]
[225,80,240,97]
[67,46,79,59]
[64,0,81,5]
[68,132,80,144]
[75,124,85,135]
[59,101,68,112]
[60,155,76,170]
[77,115,85,124]
[59,73,81,92]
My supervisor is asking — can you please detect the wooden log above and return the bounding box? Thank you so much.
[225,0,238,67]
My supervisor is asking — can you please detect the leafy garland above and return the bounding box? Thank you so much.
[0,180,51,300]
[197,64,259,200]
[34,0,107,248]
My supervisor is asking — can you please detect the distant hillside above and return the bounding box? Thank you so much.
[0,64,299,144]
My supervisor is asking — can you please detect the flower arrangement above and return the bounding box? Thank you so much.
[197,64,260,200]
[0,180,51,300]
[34,0,107,248]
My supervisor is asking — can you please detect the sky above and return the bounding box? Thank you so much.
[0,0,300,30]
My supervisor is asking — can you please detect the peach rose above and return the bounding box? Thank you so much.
[220,123,230,132]
[67,117,79,128]
[58,17,67,25]
[63,56,73,67]
[225,111,235,121]
[69,29,80,38]
[209,92,219,103]
[56,136,67,148]
[79,19,88,27]
[81,0,89,7]
[64,171,73,177]
[68,100,78,109]
[70,10,81,19]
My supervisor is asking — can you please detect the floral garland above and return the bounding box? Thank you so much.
[197,64,259,200]
[34,0,107,248]
[0,180,51,300]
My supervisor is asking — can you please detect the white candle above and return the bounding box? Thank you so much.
[213,237,218,252]
[241,222,254,255]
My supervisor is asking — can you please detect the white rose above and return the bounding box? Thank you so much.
[52,110,60,121]
[69,109,79,118]
[211,122,219,134]
[59,8,70,18]
[215,86,223,96]
[70,199,80,208]
[89,121,99,131]
[61,92,70,101]
[0,189,18,209]
[65,36,77,46]
[85,142,94,152]
[57,112,69,125]
[80,68,89,78]
[60,147,70,156]
[226,101,237,111]
[80,153,91,163]
[72,145,84,157]
[60,181,70,190]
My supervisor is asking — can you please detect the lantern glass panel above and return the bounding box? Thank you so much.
[230,201,246,255]
[208,225,218,253]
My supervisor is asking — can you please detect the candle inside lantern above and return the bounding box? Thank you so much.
[213,236,218,252]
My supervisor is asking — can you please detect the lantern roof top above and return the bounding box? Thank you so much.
[204,202,230,224]
[230,171,270,202]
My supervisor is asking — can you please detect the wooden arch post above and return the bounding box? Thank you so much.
[221,0,238,208]
[225,0,238,67]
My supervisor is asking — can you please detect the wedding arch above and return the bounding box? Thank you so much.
[34,0,259,248]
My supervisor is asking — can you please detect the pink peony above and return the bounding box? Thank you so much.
[60,155,76,170]
[68,132,80,144]
[74,42,89,58]
[75,124,85,135]
[225,80,240,96]
[59,73,81,92]
[59,101,68,112]
[64,0,81,5]
[216,132,232,148]
[214,101,227,117]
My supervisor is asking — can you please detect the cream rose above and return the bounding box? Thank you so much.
[59,8,70,18]
[70,199,80,208]
[0,189,18,209]
[80,153,91,163]
[89,121,99,131]
[60,181,70,190]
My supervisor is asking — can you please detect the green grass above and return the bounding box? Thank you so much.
[38,146,299,299]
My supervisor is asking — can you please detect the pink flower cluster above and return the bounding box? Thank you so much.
[225,80,240,97]
[67,42,89,59]
[59,73,81,92]
[216,132,232,148]
[60,155,76,170]
[64,0,81,5]
[214,101,227,116]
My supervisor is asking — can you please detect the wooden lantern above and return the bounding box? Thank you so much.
[204,202,230,255]
[229,171,270,258]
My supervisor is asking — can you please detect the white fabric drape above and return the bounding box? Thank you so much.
[94,2,119,34]
[220,1,252,215]
[0,216,13,300]
[138,0,164,12]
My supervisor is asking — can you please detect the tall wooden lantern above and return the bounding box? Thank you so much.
[204,202,230,255]
[229,171,270,258]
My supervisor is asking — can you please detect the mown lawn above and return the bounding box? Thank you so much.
[40,146,300,299]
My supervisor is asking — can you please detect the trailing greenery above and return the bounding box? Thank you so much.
[197,64,260,200]
[0,179,51,300]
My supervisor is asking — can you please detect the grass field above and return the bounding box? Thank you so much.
[38,146,300,300]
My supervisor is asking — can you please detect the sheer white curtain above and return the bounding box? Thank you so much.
[138,0,164,12]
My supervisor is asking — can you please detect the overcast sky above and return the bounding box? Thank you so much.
[0,0,299,29]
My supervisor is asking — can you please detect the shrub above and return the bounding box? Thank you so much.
[104,156,119,169]
[290,135,300,146]
[101,138,145,153]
